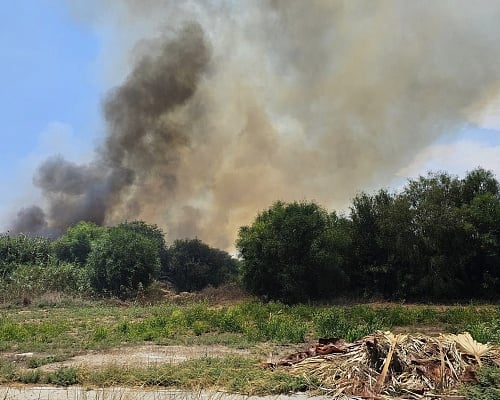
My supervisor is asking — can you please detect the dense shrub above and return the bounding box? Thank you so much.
[236,201,350,303]
[118,221,169,272]
[462,366,500,400]
[349,168,499,301]
[86,226,160,298]
[51,221,105,265]
[0,263,88,304]
[167,238,238,292]
[0,234,52,277]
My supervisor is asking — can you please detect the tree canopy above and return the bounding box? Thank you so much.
[237,169,499,303]
[348,168,499,300]
[86,226,161,297]
[167,238,238,292]
[52,221,105,266]
[236,201,350,303]
[1,168,498,304]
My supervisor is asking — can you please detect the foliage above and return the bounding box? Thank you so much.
[47,366,79,386]
[86,226,161,297]
[2,355,315,394]
[0,301,498,394]
[118,220,169,271]
[0,359,16,383]
[237,201,350,303]
[0,301,498,357]
[0,233,52,276]
[0,263,89,305]
[462,365,500,400]
[51,221,105,265]
[348,168,499,301]
[49,220,168,298]
[0,168,497,304]
[167,238,238,292]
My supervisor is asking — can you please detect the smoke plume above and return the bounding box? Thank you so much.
[9,0,500,249]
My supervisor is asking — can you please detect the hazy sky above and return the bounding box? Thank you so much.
[1,0,499,247]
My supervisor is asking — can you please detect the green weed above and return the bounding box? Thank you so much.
[83,355,313,395]
[18,369,41,384]
[27,355,65,368]
[313,307,383,341]
[0,360,16,383]
[461,365,500,400]
[464,319,500,344]
[47,366,79,386]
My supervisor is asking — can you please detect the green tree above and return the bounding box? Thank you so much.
[236,201,349,303]
[349,190,395,297]
[117,221,169,272]
[461,167,499,203]
[86,226,160,297]
[52,221,105,265]
[347,168,499,301]
[460,169,500,298]
[403,171,482,299]
[167,238,238,292]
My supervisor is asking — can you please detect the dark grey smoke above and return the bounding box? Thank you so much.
[34,156,99,196]
[9,22,210,236]
[10,206,55,238]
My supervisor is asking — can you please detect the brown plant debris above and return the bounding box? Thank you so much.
[265,331,500,399]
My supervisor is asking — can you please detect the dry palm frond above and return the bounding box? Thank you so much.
[441,332,492,367]
[375,332,408,392]
[283,331,498,400]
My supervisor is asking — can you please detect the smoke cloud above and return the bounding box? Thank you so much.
[9,0,500,250]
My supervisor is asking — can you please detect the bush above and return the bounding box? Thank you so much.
[0,263,88,305]
[118,221,168,269]
[52,221,105,265]
[167,238,238,292]
[0,234,52,276]
[236,201,350,304]
[86,226,160,298]
[48,366,78,386]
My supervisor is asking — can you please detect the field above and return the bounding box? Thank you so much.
[0,293,499,397]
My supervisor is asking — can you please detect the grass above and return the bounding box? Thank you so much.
[0,299,498,394]
[9,356,313,394]
[84,355,313,394]
[1,301,499,353]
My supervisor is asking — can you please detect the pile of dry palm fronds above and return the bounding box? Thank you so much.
[267,331,499,399]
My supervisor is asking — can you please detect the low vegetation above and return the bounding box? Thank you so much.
[0,300,498,393]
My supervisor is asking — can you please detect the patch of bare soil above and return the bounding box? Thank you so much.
[38,345,251,372]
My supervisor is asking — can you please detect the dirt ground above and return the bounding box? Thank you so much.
[8,345,252,372]
[1,345,331,399]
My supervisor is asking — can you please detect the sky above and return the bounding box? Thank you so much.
[0,1,499,246]
[0,0,101,222]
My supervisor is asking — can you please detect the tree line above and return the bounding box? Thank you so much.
[1,168,498,304]
[238,168,499,303]
[0,221,238,300]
